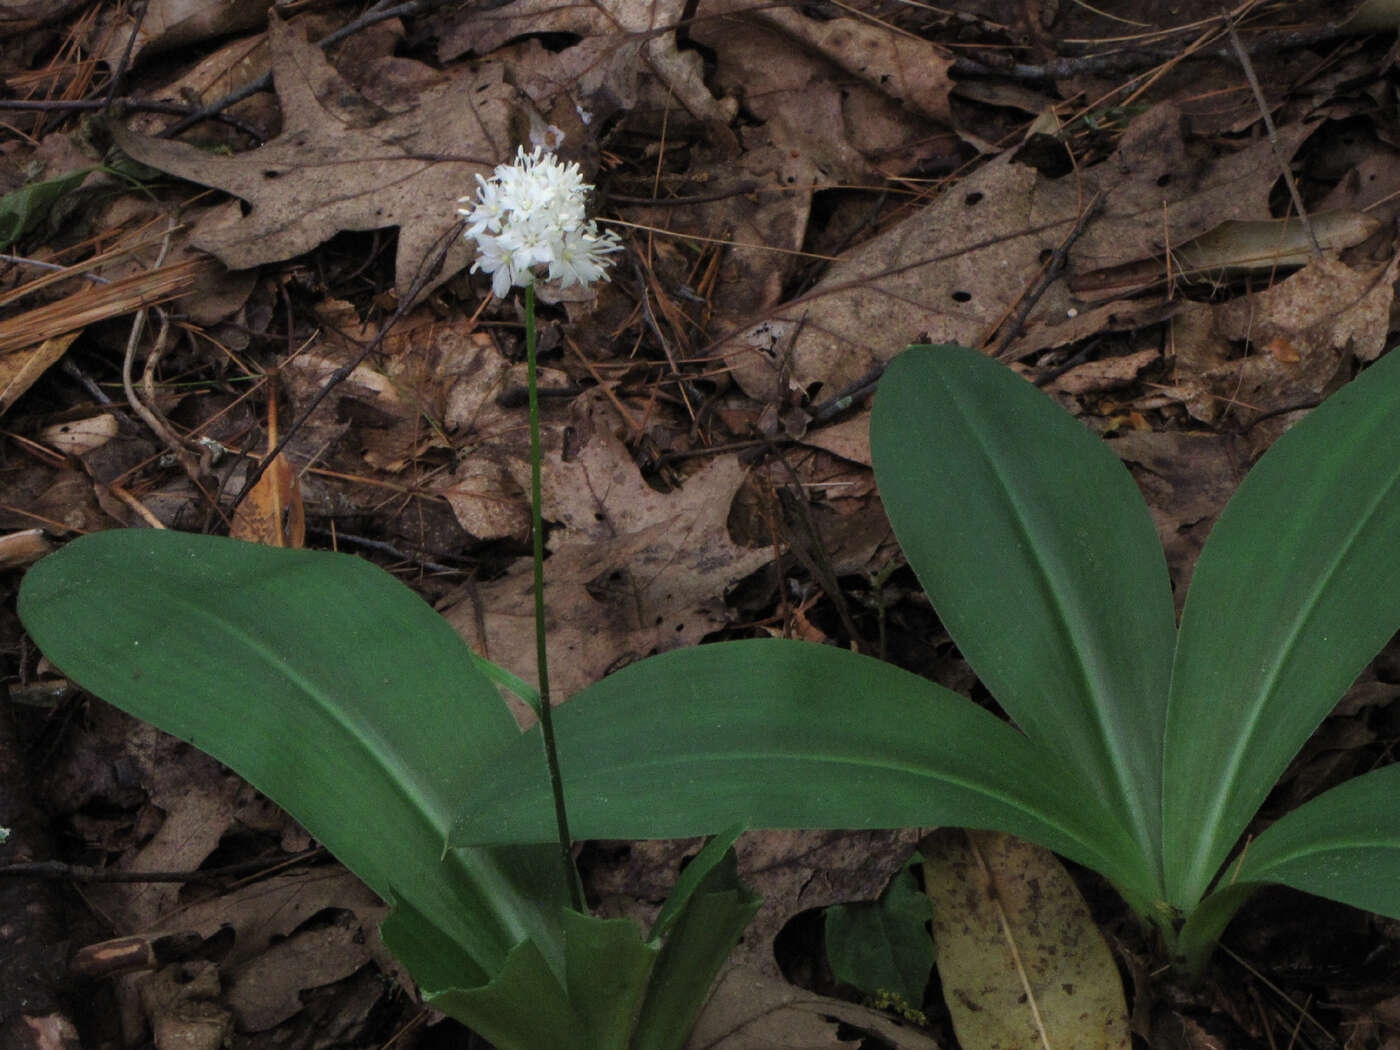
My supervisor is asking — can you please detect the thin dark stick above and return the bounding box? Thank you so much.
[808,364,886,425]
[0,848,325,883]
[950,22,1367,83]
[0,98,266,140]
[995,191,1103,360]
[607,181,760,206]
[104,0,150,109]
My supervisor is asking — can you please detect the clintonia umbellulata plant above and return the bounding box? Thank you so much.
[18,146,760,1050]
[447,342,1400,972]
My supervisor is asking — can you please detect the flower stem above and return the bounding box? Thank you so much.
[524,282,586,913]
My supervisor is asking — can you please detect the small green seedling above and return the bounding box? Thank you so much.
[444,343,1400,971]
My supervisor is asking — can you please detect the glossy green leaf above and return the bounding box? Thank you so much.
[631,845,762,1050]
[1164,348,1400,908]
[454,639,1152,894]
[825,862,933,1006]
[563,910,658,1047]
[18,530,568,983]
[1228,763,1400,917]
[647,825,746,942]
[871,345,1175,873]
[404,856,758,1050]
[426,934,588,1050]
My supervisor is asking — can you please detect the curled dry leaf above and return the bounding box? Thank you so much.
[688,965,943,1050]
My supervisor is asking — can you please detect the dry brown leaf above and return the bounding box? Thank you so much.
[1070,212,1382,300]
[720,154,1074,401]
[225,912,375,1032]
[687,966,943,1050]
[1047,347,1160,397]
[230,453,304,547]
[588,828,918,982]
[445,392,770,702]
[439,453,530,542]
[1169,252,1400,424]
[922,829,1131,1050]
[718,100,1335,404]
[0,529,52,569]
[136,962,232,1050]
[1071,102,1317,276]
[231,383,305,548]
[1112,429,1249,604]
[440,0,736,128]
[800,414,874,467]
[39,414,118,457]
[701,0,954,126]
[124,871,386,1040]
[0,331,79,415]
[91,0,265,67]
[110,13,532,303]
[143,871,385,971]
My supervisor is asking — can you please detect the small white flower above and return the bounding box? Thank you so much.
[458,146,621,296]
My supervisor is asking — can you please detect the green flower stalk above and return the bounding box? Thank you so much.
[458,145,622,912]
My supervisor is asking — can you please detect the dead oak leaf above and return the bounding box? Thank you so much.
[445,393,770,704]
[110,12,534,301]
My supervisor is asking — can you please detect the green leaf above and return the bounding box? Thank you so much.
[425,934,588,1050]
[1228,763,1400,918]
[0,168,93,248]
[631,846,762,1050]
[825,862,933,1006]
[1163,348,1400,908]
[870,345,1175,875]
[563,909,657,1048]
[453,639,1153,895]
[647,825,746,942]
[18,530,568,983]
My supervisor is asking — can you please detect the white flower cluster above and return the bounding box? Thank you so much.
[459,146,622,299]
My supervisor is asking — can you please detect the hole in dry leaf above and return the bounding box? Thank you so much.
[964,191,983,206]
[1156,173,1171,187]
[773,906,830,991]
[262,170,280,179]
[951,290,971,303]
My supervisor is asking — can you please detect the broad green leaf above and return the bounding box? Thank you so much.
[453,639,1154,895]
[426,934,588,1050]
[647,825,746,942]
[1229,763,1400,918]
[631,846,762,1050]
[1164,348,1400,907]
[825,862,933,1006]
[563,910,658,1048]
[397,899,661,1050]
[871,345,1175,874]
[18,530,567,982]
